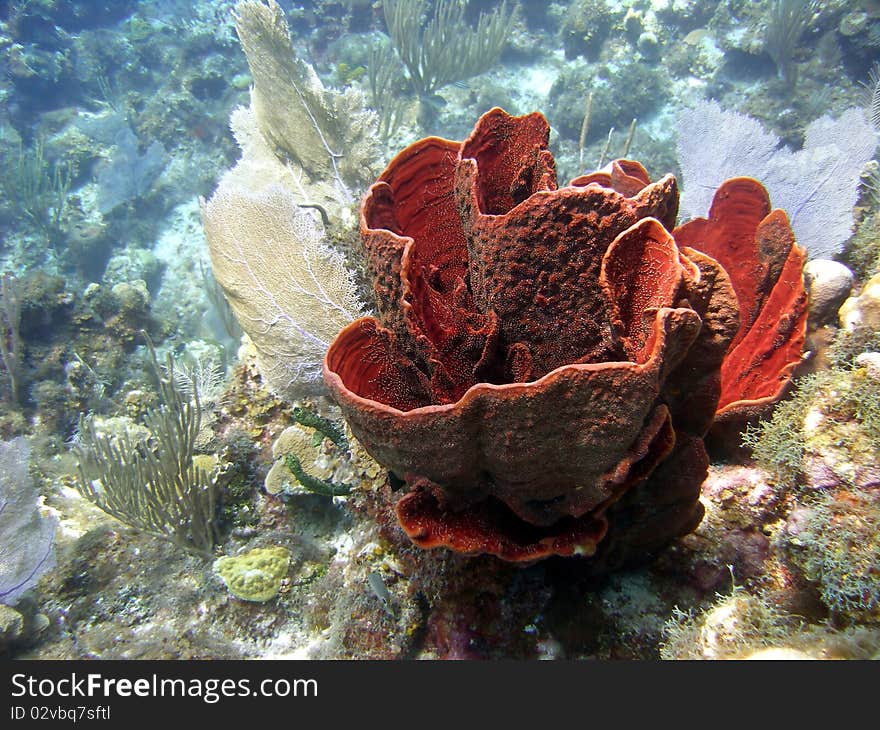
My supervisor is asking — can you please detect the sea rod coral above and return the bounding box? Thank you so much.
[322,108,807,567]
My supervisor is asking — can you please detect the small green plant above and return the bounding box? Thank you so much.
[741,376,820,487]
[742,367,880,487]
[660,574,795,660]
[335,62,365,86]
[292,406,347,449]
[284,453,351,497]
[266,406,353,498]
[828,325,880,370]
[843,213,880,281]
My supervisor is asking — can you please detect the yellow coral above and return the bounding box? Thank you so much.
[213,546,290,602]
[839,272,880,331]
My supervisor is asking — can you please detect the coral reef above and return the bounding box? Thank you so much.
[661,586,796,660]
[2,0,878,664]
[548,58,667,148]
[560,0,620,61]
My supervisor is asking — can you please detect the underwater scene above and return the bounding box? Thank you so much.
[0,0,878,661]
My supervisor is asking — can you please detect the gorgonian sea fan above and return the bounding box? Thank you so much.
[0,437,57,604]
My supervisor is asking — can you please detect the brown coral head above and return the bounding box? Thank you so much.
[325,108,803,566]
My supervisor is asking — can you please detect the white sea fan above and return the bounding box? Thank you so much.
[0,437,57,605]
[201,182,363,398]
[677,100,878,259]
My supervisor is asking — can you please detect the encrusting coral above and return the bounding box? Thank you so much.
[323,108,807,567]
[213,545,290,602]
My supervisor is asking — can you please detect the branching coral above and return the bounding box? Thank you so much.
[661,584,880,659]
[0,274,22,406]
[380,0,515,130]
[3,137,72,241]
[763,0,817,87]
[383,0,514,100]
[744,354,880,618]
[864,62,880,131]
[828,325,880,369]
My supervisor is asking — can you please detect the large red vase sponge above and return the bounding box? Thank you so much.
[324,108,806,567]
[673,178,808,423]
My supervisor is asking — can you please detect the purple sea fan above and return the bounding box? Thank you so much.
[0,437,57,605]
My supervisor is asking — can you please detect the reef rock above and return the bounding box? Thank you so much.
[840,272,880,332]
[0,604,24,652]
[324,108,806,567]
[803,259,854,328]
